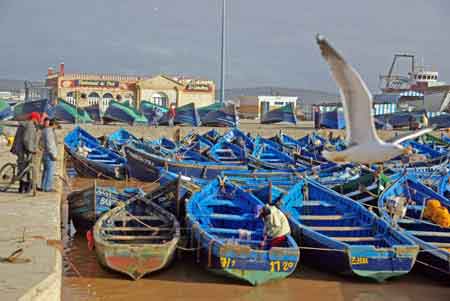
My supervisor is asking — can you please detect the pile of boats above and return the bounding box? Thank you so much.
[65,126,450,285]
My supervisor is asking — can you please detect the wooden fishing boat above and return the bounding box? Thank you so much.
[68,184,143,233]
[94,197,180,280]
[124,142,248,182]
[379,174,450,279]
[261,104,297,125]
[248,136,308,172]
[106,128,139,153]
[186,178,299,285]
[53,99,93,124]
[278,179,419,282]
[64,127,128,180]
[206,141,246,165]
[159,102,201,126]
[103,100,148,125]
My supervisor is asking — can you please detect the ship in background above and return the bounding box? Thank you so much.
[375,53,450,114]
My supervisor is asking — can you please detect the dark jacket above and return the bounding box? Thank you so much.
[10,121,38,155]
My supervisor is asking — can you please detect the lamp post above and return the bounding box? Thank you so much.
[219,0,226,104]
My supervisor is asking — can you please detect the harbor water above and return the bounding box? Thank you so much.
[62,176,449,301]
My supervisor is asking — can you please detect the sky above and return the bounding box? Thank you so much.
[0,0,449,92]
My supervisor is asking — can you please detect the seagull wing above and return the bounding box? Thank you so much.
[392,128,434,145]
[317,35,380,145]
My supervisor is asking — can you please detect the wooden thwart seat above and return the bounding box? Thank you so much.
[104,235,173,241]
[309,226,371,231]
[430,242,450,248]
[345,183,377,198]
[301,200,333,207]
[334,236,377,242]
[409,231,450,238]
[109,215,162,222]
[104,226,172,232]
[300,215,346,220]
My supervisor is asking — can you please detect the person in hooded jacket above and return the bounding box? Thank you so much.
[10,112,41,193]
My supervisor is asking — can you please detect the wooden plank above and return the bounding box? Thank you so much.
[300,215,345,220]
[409,231,450,238]
[104,226,172,232]
[333,236,377,242]
[104,235,173,241]
[109,216,162,222]
[209,227,255,235]
[309,226,371,231]
[345,184,377,197]
[430,242,450,248]
[302,200,333,207]
[357,196,375,203]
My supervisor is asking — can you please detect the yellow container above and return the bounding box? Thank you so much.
[7,136,14,146]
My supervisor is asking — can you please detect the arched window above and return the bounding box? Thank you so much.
[66,92,75,105]
[151,92,169,107]
[116,94,122,102]
[101,93,114,111]
[88,92,100,105]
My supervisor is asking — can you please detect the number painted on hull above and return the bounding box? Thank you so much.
[270,261,294,272]
[220,257,236,269]
[351,257,369,265]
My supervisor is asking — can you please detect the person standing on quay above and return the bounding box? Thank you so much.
[168,103,176,127]
[10,112,40,193]
[40,118,58,192]
[313,106,321,130]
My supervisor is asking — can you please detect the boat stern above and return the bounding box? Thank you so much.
[348,245,419,282]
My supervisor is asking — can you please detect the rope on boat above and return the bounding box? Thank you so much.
[415,259,450,275]
[176,245,201,252]
[297,246,346,253]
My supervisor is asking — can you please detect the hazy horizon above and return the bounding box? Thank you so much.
[1,0,449,93]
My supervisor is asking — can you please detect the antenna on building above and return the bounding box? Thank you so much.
[219,0,226,103]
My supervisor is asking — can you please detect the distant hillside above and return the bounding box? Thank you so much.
[222,87,341,105]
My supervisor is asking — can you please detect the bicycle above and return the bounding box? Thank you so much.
[0,158,34,193]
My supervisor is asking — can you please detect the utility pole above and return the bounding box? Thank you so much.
[219,0,226,103]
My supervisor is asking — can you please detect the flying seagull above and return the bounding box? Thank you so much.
[316,34,431,164]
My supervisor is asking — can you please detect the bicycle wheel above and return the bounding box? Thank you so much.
[0,162,17,192]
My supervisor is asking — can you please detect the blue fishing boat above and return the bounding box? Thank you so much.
[278,179,418,281]
[206,141,246,164]
[0,99,12,120]
[53,99,93,123]
[220,128,254,152]
[159,102,201,126]
[186,178,300,285]
[84,103,102,122]
[139,100,168,125]
[64,127,128,180]
[13,99,52,121]
[103,100,148,125]
[198,103,238,127]
[68,184,143,233]
[202,129,221,143]
[106,128,139,153]
[123,142,248,182]
[249,136,308,171]
[261,104,297,125]
[320,110,345,129]
[379,174,450,279]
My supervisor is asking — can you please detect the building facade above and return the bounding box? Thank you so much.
[45,63,215,112]
[235,95,298,119]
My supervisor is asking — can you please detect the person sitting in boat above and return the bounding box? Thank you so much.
[257,204,291,249]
